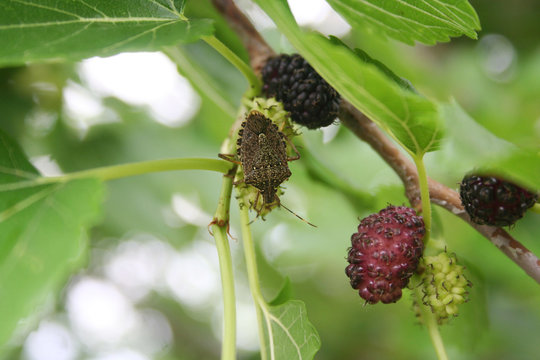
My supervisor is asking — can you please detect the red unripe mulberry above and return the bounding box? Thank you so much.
[346,205,425,304]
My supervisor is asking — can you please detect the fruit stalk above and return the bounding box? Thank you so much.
[414,156,432,243]
[414,286,449,360]
[202,35,262,96]
[238,201,269,360]
[0,158,233,192]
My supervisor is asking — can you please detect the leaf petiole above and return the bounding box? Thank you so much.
[202,35,262,97]
[0,158,232,191]
[238,202,269,359]
[414,286,449,360]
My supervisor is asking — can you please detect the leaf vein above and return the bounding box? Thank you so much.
[147,0,179,16]
[0,185,59,223]
[393,0,469,33]
[335,1,444,41]
[23,22,93,58]
[10,0,82,19]
[0,17,179,30]
[418,0,473,32]
[75,0,108,18]
[0,165,37,181]
[350,0,454,31]
[267,311,302,359]
[100,21,174,53]
[430,0,478,24]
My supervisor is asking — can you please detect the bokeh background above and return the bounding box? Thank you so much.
[1,0,540,359]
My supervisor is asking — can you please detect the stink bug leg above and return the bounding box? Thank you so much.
[218,153,241,165]
[284,136,301,161]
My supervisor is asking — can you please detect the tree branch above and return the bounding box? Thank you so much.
[341,103,540,284]
[210,0,540,285]
[210,0,273,74]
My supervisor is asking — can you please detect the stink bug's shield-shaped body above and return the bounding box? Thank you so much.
[238,110,291,205]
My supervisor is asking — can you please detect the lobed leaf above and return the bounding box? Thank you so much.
[0,0,213,66]
[268,277,293,306]
[262,300,321,360]
[184,0,250,64]
[482,151,540,192]
[326,0,481,45]
[438,102,539,191]
[254,0,444,155]
[0,130,103,350]
[352,47,417,93]
[436,101,513,175]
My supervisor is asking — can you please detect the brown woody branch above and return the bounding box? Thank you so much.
[340,103,540,284]
[210,0,540,285]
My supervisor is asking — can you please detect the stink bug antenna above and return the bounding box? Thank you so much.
[279,202,317,228]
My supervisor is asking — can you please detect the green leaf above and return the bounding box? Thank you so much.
[436,101,513,175]
[438,101,539,191]
[184,0,250,64]
[0,0,214,66]
[268,277,293,306]
[482,150,540,192]
[0,130,103,350]
[352,47,417,93]
[262,300,321,360]
[326,0,481,45]
[254,0,444,155]
[328,36,416,92]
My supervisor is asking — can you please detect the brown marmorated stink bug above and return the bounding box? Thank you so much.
[220,110,315,226]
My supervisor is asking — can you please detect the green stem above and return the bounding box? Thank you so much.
[212,226,236,360]
[414,156,431,243]
[208,97,253,359]
[202,35,262,97]
[214,170,236,224]
[414,286,449,360]
[413,157,447,358]
[211,172,237,360]
[238,201,269,359]
[0,158,232,191]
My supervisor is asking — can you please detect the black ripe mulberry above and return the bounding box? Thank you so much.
[346,205,425,304]
[460,174,538,226]
[261,53,340,129]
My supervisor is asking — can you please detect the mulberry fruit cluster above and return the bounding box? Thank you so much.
[346,205,425,304]
[261,53,340,129]
[459,174,538,227]
[418,252,470,324]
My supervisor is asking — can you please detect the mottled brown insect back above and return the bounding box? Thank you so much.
[238,110,292,206]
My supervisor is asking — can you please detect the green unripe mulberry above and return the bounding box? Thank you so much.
[418,252,470,324]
